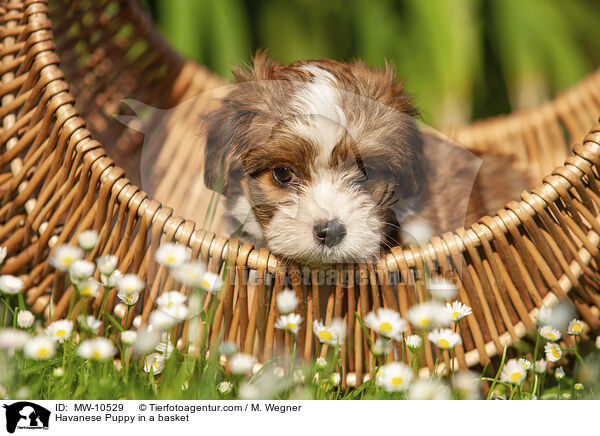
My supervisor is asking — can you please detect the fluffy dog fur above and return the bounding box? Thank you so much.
[203,53,528,265]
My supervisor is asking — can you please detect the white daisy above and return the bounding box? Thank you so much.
[376,362,413,392]
[405,334,423,351]
[229,353,256,375]
[68,260,95,282]
[156,291,187,308]
[77,230,98,251]
[428,277,458,301]
[238,383,261,400]
[132,328,161,356]
[116,273,144,294]
[274,313,303,334]
[407,378,451,400]
[555,366,565,380]
[312,318,345,346]
[16,310,34,329]
[567,319,584,336]
[197,271,224,294]
[102,269,122,289]
[518,358,532,371]
[276,288,298,314]
[96,255,118,276]
[365,308,407,340]
[445,301,472,322]
[534,359,547,373]
[77,337,116,360]
[544,342,562,362]
[454,370,482,400]
[116,274,144,306]
[45,320,73,343]
[0,328,30,351]
[500,359,527,385]
[78,279,100,298]
[148,310,179,331]
[155,334,174,358]
[407,301,451,330]
[428,328,462,349]
[217,381,233,394]
[49,244,84,271]
[172,262,205,288]
[120,330,137,346]
[536,302,574,330]
[537,305,552,325]
[0,246,6,265]
[117,288,139,306]
[144,353,165,375]
[78,315,102,333]
[24,335,56,360]
[155,243,189,269]
[0,275,24,295]
[53,367,65,378]
[163,304,189,322]
[315,357,327,369]
[371,337,392,356]
[539,325,561,342]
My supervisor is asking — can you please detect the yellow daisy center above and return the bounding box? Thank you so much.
[166,255,176,264]
[391,377,403,386]
[200,280,211,289]
[36,347,48,357]
[63,256,74,265]
[551,347,561,358]
[286,322,296,330]
[545,332,555,339]
[572,324,582,332]
[55,329,66,337]
[439,338,450,348]
[92,350,102,359]
[452,311,459,319]
[510,372,521,382]
[379,322,393,332]
[318,330,333,341]
[125,295,132,302]
[419,318,431,328]
[153,361,159,369]
[167,301,174,307]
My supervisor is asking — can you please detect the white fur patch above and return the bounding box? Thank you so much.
[289,66,347,167]
[265,169,382,264]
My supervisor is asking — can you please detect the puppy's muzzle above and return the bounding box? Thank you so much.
[313,219,347,248]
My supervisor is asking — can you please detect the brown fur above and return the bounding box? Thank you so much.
[203,53,529,260]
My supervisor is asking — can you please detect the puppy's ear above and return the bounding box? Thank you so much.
[203,100,253,193]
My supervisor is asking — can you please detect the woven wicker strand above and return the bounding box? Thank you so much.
[1,0,600,383]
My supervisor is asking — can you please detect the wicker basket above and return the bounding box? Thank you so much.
[2,0,600,385]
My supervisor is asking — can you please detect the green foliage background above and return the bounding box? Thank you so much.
[142,0,600,127]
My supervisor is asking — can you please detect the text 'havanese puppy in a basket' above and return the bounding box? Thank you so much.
[203,52,529,266]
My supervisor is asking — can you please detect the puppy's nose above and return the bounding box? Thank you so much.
[313,220,347,248]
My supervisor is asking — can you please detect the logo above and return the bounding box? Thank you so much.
[2,402,50,433]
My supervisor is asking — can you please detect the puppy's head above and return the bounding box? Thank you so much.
[204,53,425,264]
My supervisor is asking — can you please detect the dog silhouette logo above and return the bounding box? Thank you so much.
[2,402,50,433]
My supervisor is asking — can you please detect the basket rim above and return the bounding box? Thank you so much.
[19,0,600,282]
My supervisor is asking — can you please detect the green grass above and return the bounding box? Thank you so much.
[1,303,599,400]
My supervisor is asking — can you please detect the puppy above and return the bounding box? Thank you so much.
[203,53,528,265]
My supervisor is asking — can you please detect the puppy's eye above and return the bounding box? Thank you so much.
[272,167,294,185]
